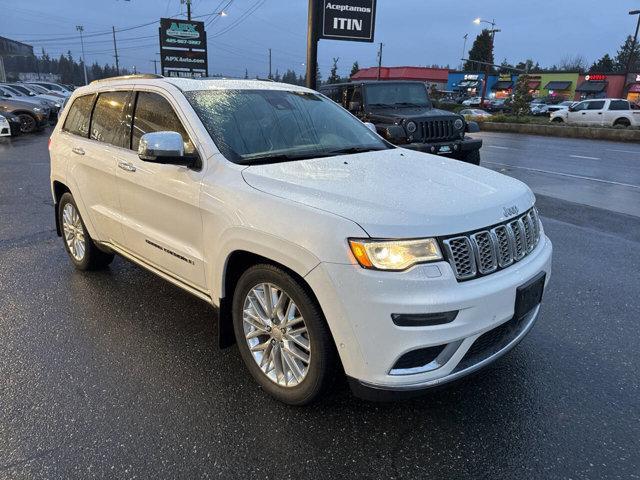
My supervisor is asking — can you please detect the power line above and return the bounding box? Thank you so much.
[208,0,265,38]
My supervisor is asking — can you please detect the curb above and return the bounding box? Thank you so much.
[479,122,640,142]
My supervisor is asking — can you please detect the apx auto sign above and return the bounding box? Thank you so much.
[159,18,208,78]
[320,0,377,42]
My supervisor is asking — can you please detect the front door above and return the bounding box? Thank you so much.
[583,100,606,126]
[115,90,207,290]
[567,101,589,125]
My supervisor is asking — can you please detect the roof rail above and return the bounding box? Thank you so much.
[90,74,163,85]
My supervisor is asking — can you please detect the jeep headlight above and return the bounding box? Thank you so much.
[454,118,464,130]
[405,121,417,133]
[349,238,442,271]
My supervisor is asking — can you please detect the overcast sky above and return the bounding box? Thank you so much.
[1,0,637,78]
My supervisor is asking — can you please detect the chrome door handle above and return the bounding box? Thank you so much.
[117,160,136,172]
[72,147,85,155]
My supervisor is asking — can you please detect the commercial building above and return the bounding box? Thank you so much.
[350,66,449,90]
[575,73,625,100]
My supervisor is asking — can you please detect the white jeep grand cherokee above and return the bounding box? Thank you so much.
[49,75,552,404]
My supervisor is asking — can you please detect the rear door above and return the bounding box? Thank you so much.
[59,92,125,244]
[114,89,206,290]
[584,100,606,126]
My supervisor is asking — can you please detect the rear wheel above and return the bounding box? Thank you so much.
[58,193,114,271]
[17,113,36,133]
[614,118,631,128]
[232,264,337,405]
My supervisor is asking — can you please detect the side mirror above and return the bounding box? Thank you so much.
[138,131,195,167]
[466,121,480,133]
[364,122,377,133]
[348,101,361,112]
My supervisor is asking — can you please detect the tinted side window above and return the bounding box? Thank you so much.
[62,94,96,137]
[587,101,605,110]
[132,92,195,154]
[90,91,131,148]
[572,102,588,111]
[609,100,630,111]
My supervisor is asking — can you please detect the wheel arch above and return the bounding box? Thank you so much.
[52,180,71,236]
[216,245,322,349]
[613,117,631,126]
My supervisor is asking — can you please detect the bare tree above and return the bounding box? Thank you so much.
[557,54,588,72]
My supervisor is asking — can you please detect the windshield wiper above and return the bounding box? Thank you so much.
[395,102,428,107]
[238,151,323,165]
[368,103,393,108]
[323,146,387,156]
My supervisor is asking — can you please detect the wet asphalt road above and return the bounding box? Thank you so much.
[1,131,639,479]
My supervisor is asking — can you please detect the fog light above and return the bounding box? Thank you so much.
[453,144,458,150]
[430,146,436,152]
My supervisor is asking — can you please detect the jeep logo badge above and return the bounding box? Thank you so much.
[503,205,519,217]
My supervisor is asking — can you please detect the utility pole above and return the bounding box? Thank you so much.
[185,0,192,20]
[305,0,318,89]
[461,34,468,70]
[623,10,640,97]
[151,59,159,74]
[473,17,498,107]
[376,42,383,80]
[76,25,88,85]
[112,26,120,76]
[268,48,272,79]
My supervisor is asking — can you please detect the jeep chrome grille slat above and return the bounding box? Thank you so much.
[419,119,456,142]
[442,208,541,281]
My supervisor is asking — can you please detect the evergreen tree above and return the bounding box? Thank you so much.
[589,54,615,72]
[464,29,495,72]
[350,60,360,77]
[511,75,533,116]
[614,35,640,71]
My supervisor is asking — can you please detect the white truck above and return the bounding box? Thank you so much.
[550,98,640,127]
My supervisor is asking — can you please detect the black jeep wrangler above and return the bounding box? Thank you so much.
[320,81,482,165]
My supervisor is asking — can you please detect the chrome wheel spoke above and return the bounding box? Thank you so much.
[242,283,310,387]
[62,203,86,262]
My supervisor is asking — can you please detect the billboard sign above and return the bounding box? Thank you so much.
[159,18,208,77]
[320,0,376,42]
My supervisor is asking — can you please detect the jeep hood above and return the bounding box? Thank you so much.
[369,107,458,124]
[241,148,535,238]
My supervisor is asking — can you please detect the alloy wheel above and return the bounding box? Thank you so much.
[62,203,86,261]
[242,283,311,387]
[18,114,35,133]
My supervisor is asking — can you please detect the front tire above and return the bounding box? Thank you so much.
[58,193,114,271]
[17,113,37,133]
[232,264,337,405]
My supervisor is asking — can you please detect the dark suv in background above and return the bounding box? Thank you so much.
[320,81,482,165]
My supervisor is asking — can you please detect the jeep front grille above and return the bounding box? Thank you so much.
[441,208,541,281]
[418,119,456,141]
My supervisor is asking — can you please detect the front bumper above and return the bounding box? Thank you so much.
[402,137,482,155]
[305,234,552,398]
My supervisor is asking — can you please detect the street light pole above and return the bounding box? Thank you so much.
[623,10,640,97]
[76,25,88,85]
[473,18,497,107]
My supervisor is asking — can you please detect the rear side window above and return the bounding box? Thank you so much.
[587,101,605,110]
[62,94,96,137]
[609,100,630,111]
[131,91,195,154]
[90,91,131,148]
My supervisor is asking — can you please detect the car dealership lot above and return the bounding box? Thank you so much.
[1,132,639,478]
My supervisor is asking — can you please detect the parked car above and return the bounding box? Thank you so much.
[8,83,66,107]
[49,75,552,404]
[462,96,482,106]
[459,108,492,118]
[485,98,512,113]
[1,83,62,119]
[530,103,550,116]
[0,111,22,137]
[0,91,50,133]
[550,98,640,127]
[23,82,67,99]
[320,81,482,165]
[546,100,575,114]
[27,82,72,98]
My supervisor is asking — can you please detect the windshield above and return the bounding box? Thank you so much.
[28,84,48,94]
[2,85,24,96]
[185,89,391,164]
[8,84,33,95]
[364,83,430,108]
